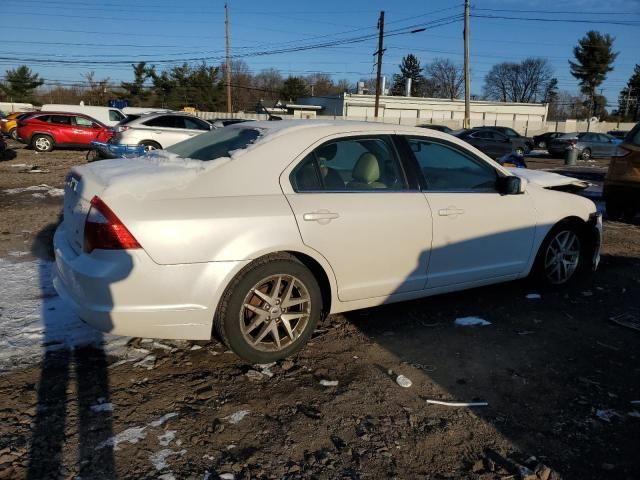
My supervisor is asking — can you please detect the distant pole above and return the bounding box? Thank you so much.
[374,10,385,119]
[463,0,470,128]
[225,0,232,113]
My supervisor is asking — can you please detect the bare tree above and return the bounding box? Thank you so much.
[83,71,112,105]
[483,58,553,103]
[426,58,464,100]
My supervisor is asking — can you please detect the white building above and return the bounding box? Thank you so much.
[297,94,549,133]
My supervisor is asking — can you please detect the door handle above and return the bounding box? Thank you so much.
[303,210,339,224]
[438,207,465,217]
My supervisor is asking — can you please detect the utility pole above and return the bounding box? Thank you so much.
[225,0,232,114]
[374,10,385,119]
[463,0,470,128]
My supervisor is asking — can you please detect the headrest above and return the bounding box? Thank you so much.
[352,153,380,184]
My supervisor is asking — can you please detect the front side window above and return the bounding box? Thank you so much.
[502,128,519,138]
[291,136,408,192]
[74,116,93,127]
[406,138,498,191]
[184,117,211,131]
[109,110,125,122]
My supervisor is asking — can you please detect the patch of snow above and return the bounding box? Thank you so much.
[158,430,176,447]
[149,448,186,471]
[91,402,114,413]
[396,375,412,388]
[0,258,130,372]
[319,379,339,387]
[96,426,146,450]
[3,184,64,197]
[149,412,178,427]
[526,293,542,300]
[219,474,235,480]
[224,410,250,424]
[454,316,491,327]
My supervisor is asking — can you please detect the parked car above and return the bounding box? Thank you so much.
[532,131,563,150]
[608,130,629,140]
[54,120,601,363]
[111,112,213,151]
[1,112,35,140]
[477,126,533,154]
[453,128,515,158]
[417,124,453,134]
[16,112,114,152]
[41,104,126,127]
[604,123,640,221]
[548,132,621,160]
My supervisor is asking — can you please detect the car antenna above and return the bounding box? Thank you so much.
[257,100,282,121]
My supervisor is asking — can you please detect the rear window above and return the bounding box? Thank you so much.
[626,123,640,146]
[166,127,261,161]
[109,110,125,122]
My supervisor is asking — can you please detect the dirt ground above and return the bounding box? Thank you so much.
[0,140,639,480]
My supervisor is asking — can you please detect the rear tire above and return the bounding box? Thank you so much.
[214,253,322,363]
[581,148,592,160]
[532,221,586,286]
[31,134,54,152]
[139,140,161,152]
[9,128,17,141]
[538,141,547,150]
[515,147,525,156]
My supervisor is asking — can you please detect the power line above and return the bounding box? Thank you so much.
[471,14,640,27]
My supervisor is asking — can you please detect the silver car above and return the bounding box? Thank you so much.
[548,132,621,160]
[112,112,212,151]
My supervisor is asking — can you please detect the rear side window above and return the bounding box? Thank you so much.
[74,116,93,127]
[184,117,211,131]
[291,136,408,192]
[144,115,179,128]
[50,115,71,125]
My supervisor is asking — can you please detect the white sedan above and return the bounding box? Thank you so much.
[54,120,602,362]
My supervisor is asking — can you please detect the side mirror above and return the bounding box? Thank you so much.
[497,175,526,195]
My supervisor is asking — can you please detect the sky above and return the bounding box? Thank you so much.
[1,0,639,108]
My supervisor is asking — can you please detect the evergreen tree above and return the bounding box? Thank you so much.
[0,65,44,103]
[121,62,155,106]
[390,54,431,97]
[569,31,618,119]
[280,76,308,101]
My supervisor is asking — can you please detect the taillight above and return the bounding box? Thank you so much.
[116,125,129,132]
[613,146,631,157]
[84,196,141,253]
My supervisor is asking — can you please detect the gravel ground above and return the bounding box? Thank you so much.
[0,140,639,480]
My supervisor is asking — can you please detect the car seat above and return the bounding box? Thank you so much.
[346,153,386,189]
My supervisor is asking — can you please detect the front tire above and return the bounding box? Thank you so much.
[581,148,592,160]
[31,134,54,152]
[533,222,585,286]
[214,254,322,363]
[9,128,17,141]
[515,146,525,156]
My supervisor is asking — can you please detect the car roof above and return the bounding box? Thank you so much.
[125,111,203,124]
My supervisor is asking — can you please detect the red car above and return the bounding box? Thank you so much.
[16,112,114,152]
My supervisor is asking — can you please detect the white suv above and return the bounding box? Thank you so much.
[112,112,212,151]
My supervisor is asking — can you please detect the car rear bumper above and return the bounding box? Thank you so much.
[53,224,248,340]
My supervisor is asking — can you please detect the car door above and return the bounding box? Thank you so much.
[402,136,537,288]
[581,133,599,156]
[599,134,617,156]
[488,131,513,157]
[71,115,100,146]
[48,114,74,145]
[464,131,491,156]
[284,135,433,302]
[141,115,186,147]
[183,116,211,140]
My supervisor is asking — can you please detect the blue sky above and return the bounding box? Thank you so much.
[1,0,639,107]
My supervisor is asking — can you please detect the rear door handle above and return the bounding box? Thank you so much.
[438,207,465,217]
[303,210,339,224]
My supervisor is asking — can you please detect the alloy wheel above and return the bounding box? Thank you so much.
[544,230,580,284]
[581,149,591,160]
[34,137,51,151]
[239,274,311,352]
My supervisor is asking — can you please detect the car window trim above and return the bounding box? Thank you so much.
[397,135,504,193]
[289,134,417,194]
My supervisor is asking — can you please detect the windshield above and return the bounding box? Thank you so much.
[166,127,261,161]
